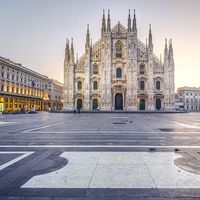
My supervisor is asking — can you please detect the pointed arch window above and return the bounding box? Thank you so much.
[93,64,99,75]
[156,81,160,90]
[77,81,82,90]
[140,80,145,90]
[116,68,122,78]
[139,64,145,74]
[115,41,123,58]
[93,81,98,90]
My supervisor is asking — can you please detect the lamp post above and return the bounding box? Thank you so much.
[31,80,35,112]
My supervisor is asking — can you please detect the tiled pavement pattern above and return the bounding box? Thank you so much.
[0,112,200,199]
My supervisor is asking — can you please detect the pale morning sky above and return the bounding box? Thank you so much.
[0,0,200,90]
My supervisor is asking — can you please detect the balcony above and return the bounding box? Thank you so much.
[112,77,126,84]
[75,89,84,95]
[137,73,148,80]
[137,89,148,95]
[154,89,163,94]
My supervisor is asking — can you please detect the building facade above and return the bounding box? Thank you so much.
[47,79,63,110]
[63,10,175,111]
[176,87,200,111]
[0,56,49,113]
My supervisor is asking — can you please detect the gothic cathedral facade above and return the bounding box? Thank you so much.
[63,10,175,111]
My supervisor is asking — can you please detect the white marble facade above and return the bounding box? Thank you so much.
[63,10,175,111]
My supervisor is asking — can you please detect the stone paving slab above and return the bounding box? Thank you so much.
[22,152,200,189]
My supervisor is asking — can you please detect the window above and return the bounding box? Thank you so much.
[116,68,122,78]
[7,86,9,92]
[93,64,99,75]
[1,72,4,78]
[12,87,14,93]
[140,81,145,90]
[77,81,82,90]
[93,81,98,90]
[12,75,14,81]
[7,73,9,79]
[139,64,145,74]
[156,81,160,90]
[1,85,4,91]
[115,41,123,58]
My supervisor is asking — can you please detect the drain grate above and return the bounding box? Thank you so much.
[159,128,175,132]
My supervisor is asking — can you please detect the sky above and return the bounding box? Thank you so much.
[0,0,200,90]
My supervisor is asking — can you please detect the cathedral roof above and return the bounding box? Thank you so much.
[111,21,127,34]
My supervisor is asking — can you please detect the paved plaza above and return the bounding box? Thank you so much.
[1,112,200,199]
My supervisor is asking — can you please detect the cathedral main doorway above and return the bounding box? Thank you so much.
[115,93,123,110]
[156,99,161,110]
[77,99,82,110]
[92,99,98,110]
[139,99,145,110]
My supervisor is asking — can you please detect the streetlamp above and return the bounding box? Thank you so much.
[31,80,35,112]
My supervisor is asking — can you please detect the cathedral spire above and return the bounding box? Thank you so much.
[165,38,168,50]
[148,24,153,47]
[169,38,174,62]
[64,38,70,62]
[164,38,168,63]
[146,38,148,50]
[107,9,111,32]
[76,53,78,64]
[90,38,92,47]
[132,9,137,32]
[101,9,106,37]
[127,9,131,32]
[70,37,74,62]
[160,54,162,65]
[86,24,90,48]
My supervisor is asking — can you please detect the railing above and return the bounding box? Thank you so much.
[112,77,126,83]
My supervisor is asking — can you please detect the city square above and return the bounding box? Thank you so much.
[0,112,200,199]
[1,0,200,199]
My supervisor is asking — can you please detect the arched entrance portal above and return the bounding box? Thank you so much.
[92,99,98,110]
[156,99,161,110]
[139,99,145,110]
[77,99,82,110]
[115,93,123,110]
